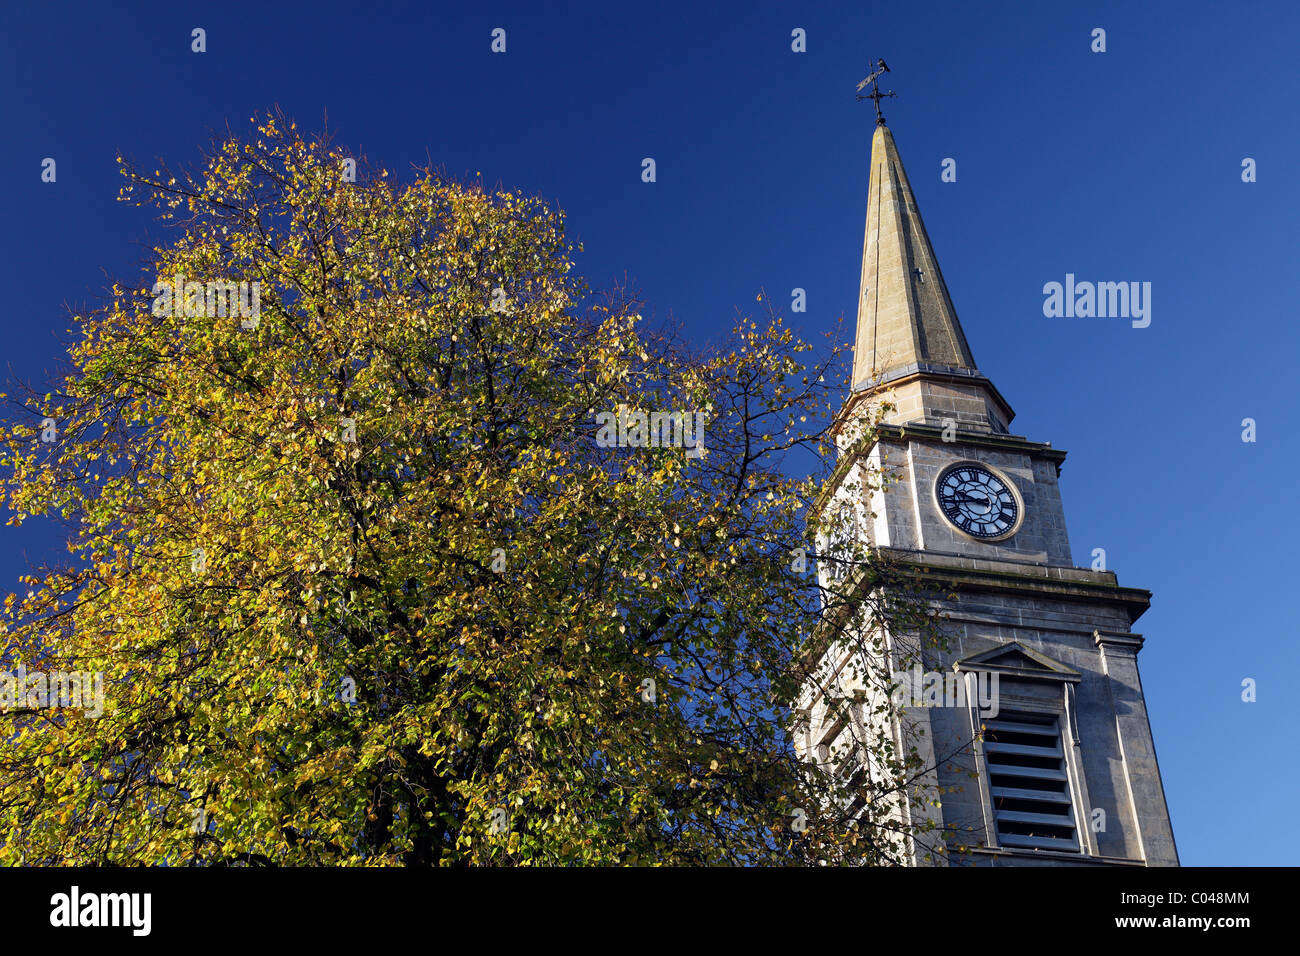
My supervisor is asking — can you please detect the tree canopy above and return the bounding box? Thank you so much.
[0,113,945,865]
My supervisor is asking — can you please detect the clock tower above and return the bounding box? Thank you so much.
[798,119,1179,866]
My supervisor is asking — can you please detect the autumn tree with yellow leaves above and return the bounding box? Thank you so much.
[0,112,951,865]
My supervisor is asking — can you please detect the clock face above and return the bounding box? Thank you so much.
[936,464,1020,540]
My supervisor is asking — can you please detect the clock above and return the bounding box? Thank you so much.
[935,463,1022,541]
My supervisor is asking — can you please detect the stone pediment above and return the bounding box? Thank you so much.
[954,641,1080,683]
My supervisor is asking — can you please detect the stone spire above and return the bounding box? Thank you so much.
[847,124,1014,434]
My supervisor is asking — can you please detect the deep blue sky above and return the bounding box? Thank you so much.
[2,1,1296,866]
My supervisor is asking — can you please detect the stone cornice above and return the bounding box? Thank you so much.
[795,549,1151,685]
[878,547,1151,624]
[1095,629,1146,654]
[885,422,1068,470]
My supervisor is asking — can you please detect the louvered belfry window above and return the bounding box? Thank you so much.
[982,711,1079,851]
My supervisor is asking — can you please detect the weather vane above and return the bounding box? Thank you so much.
[856,58,895,126]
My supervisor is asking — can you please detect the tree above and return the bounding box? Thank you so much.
[0,112,953,865]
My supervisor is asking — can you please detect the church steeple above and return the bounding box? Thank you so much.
[846,124,1014,435]
[853,124,975,381]
[798,84,1179,868]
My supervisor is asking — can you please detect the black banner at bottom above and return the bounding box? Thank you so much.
[1,864,1270,944]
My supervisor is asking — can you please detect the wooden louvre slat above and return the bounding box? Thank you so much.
[990,785,1072,804]
[982,719,1059,736]
[995,832,1080,852]
[996,809,1076,827]
[987,764,1068,781]
[984,740,1063,758]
